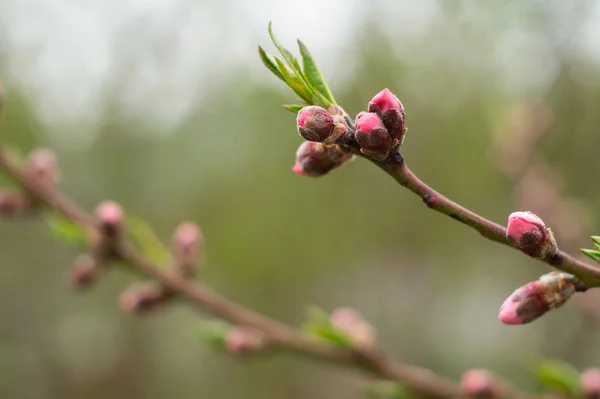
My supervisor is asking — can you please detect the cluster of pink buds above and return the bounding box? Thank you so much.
[460,369,509,398]
[293,141,353,177]
[292,88,406,176]
[329,307,376,350]
[66,200,205,314]
[506,211,557,259]
[354,88,406,160]
[497,271,586,325]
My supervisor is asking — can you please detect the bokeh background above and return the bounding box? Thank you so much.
[2,1,600,398]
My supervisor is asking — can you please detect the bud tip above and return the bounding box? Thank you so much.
[95,201,124,225]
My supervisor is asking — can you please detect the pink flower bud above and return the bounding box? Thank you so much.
[27,148,61,186]
[296,106,339,143]
[498,272,585,325]
[460,369,508,398]
[0,190,32,215]
[225,327,267,355]
[330,307,376,349]
[293,141,353,177]
[67,254,99,289]
[354,112,393,161]
[581,368,600,399]
[172,221,203,276]
[94,201,124,238]
[119,283,171,313]
[506,211,556,258]
[368,88,406,142]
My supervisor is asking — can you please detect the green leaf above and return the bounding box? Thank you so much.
[530,359,581,395]
[282,104,304,113]
[126,216,172,266]
[194,320,232,349]
[581,248,600,263]
[297,39,336,104]
[258,46,284,82]
[364,381,412,399]
[44,211,88,247]
[301,305,353,347]
[274,58,312,103]
[591,236,600,246]
[268,22,297,71]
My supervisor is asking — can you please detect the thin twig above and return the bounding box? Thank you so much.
[0,144,470,398]
[367,151,600,287]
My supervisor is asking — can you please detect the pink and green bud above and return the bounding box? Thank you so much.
[95,201,124,239]
[506,211,556,259]
[368,88,406,142]
[293,141,353,177]
[119,283,171,313]
[172,221,203,277]
[330,307,376,349]
[27,148,61,186]
[297,106,344,144]
[354,112,393,160]
[460,369,508,398]
[68,254,99,289]
[225,327,267,355]
[498,271,585,325]
[580,368,600,399]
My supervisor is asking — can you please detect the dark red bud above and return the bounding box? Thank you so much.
[293,141,353,177]
[297,106,337,143]
[354,112,393,160]
[506,211,556,258]
[368,88,406,142]
[498,271,585,325]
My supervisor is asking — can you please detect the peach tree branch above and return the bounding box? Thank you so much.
[0,140,470,398]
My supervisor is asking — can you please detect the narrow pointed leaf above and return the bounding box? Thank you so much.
[282,104,304,113]
[591,236,600,246]
[291,58,317,96]
[594,242,600,252]
[258,46,284,82]
[268,22,297,70]
[44,211,89,247]
[581,248,600,263]
[298,39,336,104]
[195,320,232,349]
[530,359,580,395]
[274,58,312,103]
[126,216,172,266]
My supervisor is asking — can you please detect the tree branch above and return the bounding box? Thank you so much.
[366,151,600,287]
[0,140,559,399]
